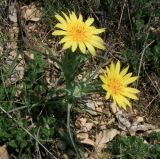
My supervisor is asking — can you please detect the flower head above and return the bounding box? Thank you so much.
[52,12,105,56]
[100,61,140,110]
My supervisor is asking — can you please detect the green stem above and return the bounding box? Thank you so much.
[67,103,78,154]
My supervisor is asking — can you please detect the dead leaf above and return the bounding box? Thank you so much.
[117,114,132,131]
[129,123,156,136]
[110,102,122,114]
[86,100,97,115]
[95,129,120,152]
[95,107,103,113]
[21,3,42,21]
[82,122,94,132]
[146,128,160,134]
[136,116,144,123]
[24,50,34,60]
[8,2,17,23]
[80,138,95,146]
[77,132,95,146]
[110,103,156,135]
[0,46,3,56]
[77,132,89,140]
[0,145,9,159]
[75,117,87,129]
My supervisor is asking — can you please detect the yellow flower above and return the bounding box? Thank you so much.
[52,12,105,56]
[100,61,140,110]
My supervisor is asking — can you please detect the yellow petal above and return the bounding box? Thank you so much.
[122,92,139,100]
[52,30,67,35]
[115,61,121,74]
[124,76,138,85]
[106,66,111,77]
[78,14,83,21]
[55,23,67,30]
[91,28,105,34]
[100,75,107,84]
[55,14,66,24]
[62,12,70,23]
[110,62,115,75]
[122,73,132,81]
[102,84,108,91]
[85,42,96,56]
[114,96,126,110]
[91,41,105,50]
[71,42,78,52]
[92,35,104,43]
[105,92,110,100]
[70,12,77,21]
[59,37,70,44]
[63,42,72,49]
[120,66,129,77]
[121,104,126,110]
[85,18,94,26]
[124,87,140,93]
[119,96,132,107]
[79,42,86,53]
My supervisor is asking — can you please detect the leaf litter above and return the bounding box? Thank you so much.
[1,1,159,158]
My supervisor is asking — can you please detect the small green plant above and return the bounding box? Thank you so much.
[108,135,160,159]
[148,131,160,143]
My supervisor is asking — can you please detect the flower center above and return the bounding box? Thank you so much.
[68,22,91,42]
[108,78,122,95]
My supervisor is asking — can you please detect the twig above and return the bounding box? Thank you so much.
[136,40,155,86]
[7,105,28,113]
[145,94,159,109]
[118,0,127,30]
[143,65,160,97]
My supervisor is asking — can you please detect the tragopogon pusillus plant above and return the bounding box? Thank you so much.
[52,11,105,56]
[52,11,140,111]
[100,61,140,110]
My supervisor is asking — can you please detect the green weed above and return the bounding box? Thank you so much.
[108,134,160,159]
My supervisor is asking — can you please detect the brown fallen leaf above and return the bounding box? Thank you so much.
[110,103,156,135]
[75,117,87,129]
[80,138,95,146]
[129,123,156,136]
[146,128,160,134]
[0,46,3,56]
[110,102,123,114]
[21,3,42,21]
[86,100,97,115]
[0,145,9,159]
[95,129,120,152]
[82,122,94,132]
[77,132,95,146]
[8,1,17,23]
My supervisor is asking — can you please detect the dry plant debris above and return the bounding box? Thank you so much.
[21,3,42,22]
[110,103,156,135]
[0,146,9,159]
